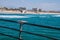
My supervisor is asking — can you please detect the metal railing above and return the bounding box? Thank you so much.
[0,19,60,40]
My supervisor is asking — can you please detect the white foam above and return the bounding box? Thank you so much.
[0,15,30,18]
[52,15,60,17]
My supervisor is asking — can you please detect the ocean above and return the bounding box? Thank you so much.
[0,13,60,40]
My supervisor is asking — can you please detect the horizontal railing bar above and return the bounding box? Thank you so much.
[22,31,58,40]
[0,19,59,40]
[0,19,18,23]
[0,33,20,40]
[0,26,58,40]
[0,19,60,30]
[23,23,60,30]
[0,26,20,31]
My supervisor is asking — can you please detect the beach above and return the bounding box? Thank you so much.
[0,10,60,14]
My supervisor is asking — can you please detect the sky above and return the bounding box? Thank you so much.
[0,0,60,11]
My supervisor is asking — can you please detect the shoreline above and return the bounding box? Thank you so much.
[0,11,60,14]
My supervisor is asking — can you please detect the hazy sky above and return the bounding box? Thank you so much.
[0,0,60,11]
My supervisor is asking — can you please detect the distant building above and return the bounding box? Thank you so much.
[32,8,38,12]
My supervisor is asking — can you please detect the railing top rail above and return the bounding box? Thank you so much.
[0,19,18,23]
[23,22,60,30]
[0,19,60,30]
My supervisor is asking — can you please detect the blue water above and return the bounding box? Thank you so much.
[0,13,60,40]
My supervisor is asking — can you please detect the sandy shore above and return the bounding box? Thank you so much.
[0,10,21,14]
[0,10,60,14]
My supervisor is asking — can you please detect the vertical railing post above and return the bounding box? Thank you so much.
[19,20,27,40]
[19,21,23,40]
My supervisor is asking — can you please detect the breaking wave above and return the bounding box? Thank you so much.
[52,15,60,17]
[0,15,32,18]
